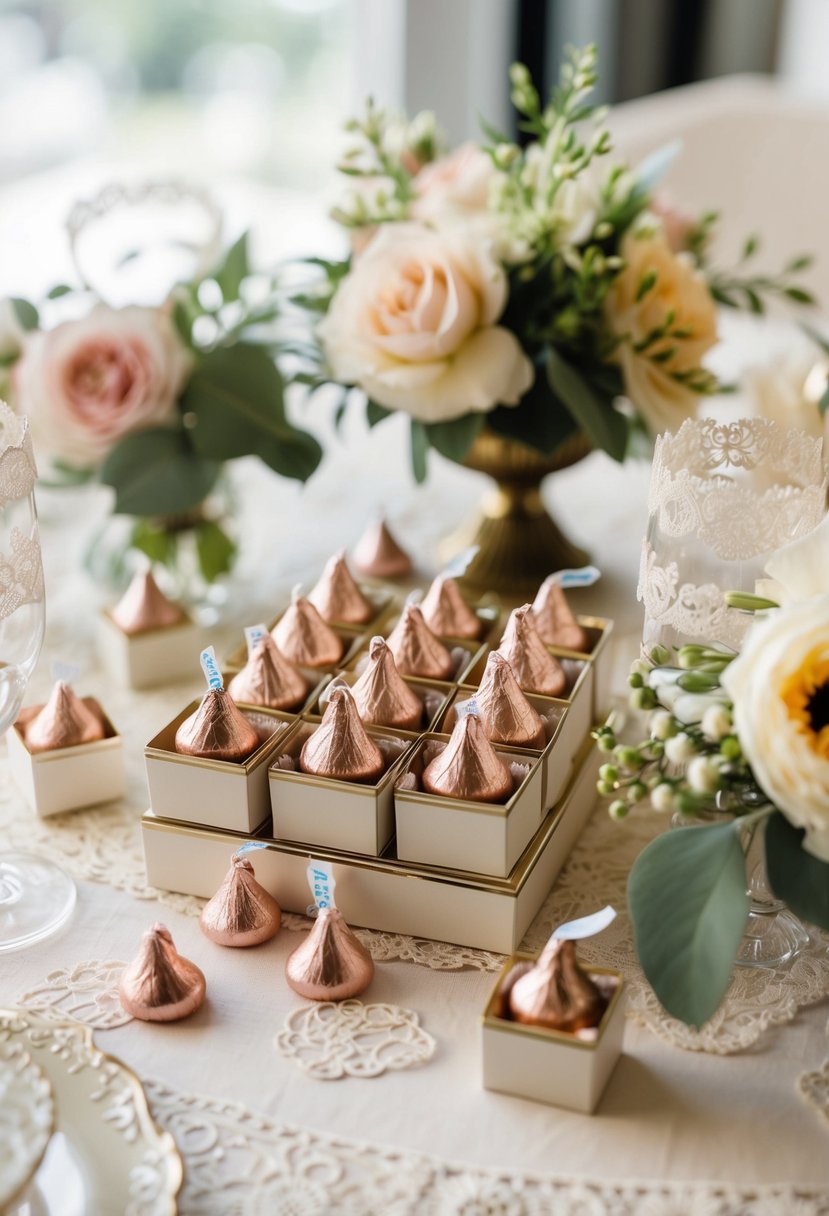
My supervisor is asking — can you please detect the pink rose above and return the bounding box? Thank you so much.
[15,305,191,468]
[411,142,496,221]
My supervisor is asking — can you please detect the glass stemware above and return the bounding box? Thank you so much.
[0,406,75,952]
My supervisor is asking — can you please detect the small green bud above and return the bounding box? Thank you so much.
[720,736,742,760]
[630,687,657,711]
[608,799,629,821]
[598,764,618,784]
[649,739,664,758]
[650,645,671,666]
[614,745,641,770]
[597,734,615,753]
[597,780,615,796]
[628,671,644,689]
[509,62,531,88]
[628,781,648,803]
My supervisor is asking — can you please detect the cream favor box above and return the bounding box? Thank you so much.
[8,704,125,817]
[142,735,602,954]
[97,610,207,690]
[268,720,417,856]
[145,703,295,833]
[481,959,625,1114]
[393,735,544,878]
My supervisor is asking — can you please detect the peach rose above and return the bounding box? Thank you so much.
[318,222,533,422]
[604,229,718,435]
[411,142,496,221]
[15,305,191,468]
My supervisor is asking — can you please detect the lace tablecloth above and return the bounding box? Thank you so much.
[0,392,828,1212]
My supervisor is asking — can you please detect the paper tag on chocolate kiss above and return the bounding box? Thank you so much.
[244,624,268,658]
[237,841,268,856]
[456,696,480,719]
[547,905,616,946]
[442,545,479,579]
[319,676,348,708]
[51,661,81,686]
[306,859,337,915]
[200,646,223,691]
[550,566,601,589]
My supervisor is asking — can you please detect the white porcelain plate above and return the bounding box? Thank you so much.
[0,1036,55,1210]
[0,1010,182,1216]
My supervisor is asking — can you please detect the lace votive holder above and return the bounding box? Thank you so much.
[638,418,826,655]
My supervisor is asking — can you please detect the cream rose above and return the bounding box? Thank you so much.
[15,305,191,468]
[757,512,829,604]
[411,142,496,222]
[722,596,829,861]
[318,223,533,422]
[746,349,828,443]
[604,229,718,435]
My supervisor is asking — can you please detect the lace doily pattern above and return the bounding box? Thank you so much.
[0,403,37,509]
[16,959,131,1030]
[0,1040,54,1210]
[799,1043,829,1130]
[648,418,827,559]
[637,540,751,649]
[144,1079,829,1216]
[276,1001,436,1080]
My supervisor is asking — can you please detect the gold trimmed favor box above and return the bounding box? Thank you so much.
[481,956,625,1113]
[97,609,207,690]
[8,702,125,817]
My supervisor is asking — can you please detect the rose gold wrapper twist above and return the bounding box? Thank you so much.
[352,518,412,579]
[23,681,107,753]
[175,689,260,761]
[350,636,423,730]
[531,576,589,651]
[300,685,385,783]
[273,597,344,668]
[118,923,206,1022]
[508,938,607,1032]
[309,550,374,624]
[227,635,309,711]
[423,711,512,803]
[386,604,453,680]
[111,569,186,635]
[496,604,567,697]
[420,575,482,640]
[285,907,374,1000]
[200,853,281,947]
[475,652,546,749]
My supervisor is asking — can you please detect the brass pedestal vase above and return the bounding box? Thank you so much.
[439,429,591,600]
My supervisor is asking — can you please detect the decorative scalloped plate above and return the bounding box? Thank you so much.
[0,1010,182,1215]
[0,1037,55,1210]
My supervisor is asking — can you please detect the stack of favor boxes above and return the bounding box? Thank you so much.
[141,571,613,954]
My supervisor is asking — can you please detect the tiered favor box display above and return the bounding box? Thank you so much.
[307,671,454,733]
[142,734,601,953]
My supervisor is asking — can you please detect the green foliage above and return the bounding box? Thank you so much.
[628,820,749,1027]
[195,519,237,583]
[181,344,322,481]
[366,400,392,428]
[765,812,829,932]
[131,518,178,567]
[546,348,628,461]
[487,356,578,455]
[213,232,250,302]
[424,413,484,462]
[10,298,38,331]
[410,420,429,483]
[100,428,221,516]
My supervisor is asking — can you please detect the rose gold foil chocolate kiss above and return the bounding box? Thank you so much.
[508,938,607,1032]
[497,605,567,696]
[200,852,281,947]
[532,576,589,651]
[285,907,374,1000]
[24,681,106,753]
[273,594,344,668]
[175,689,260,761]
[308,550,374,624]
[352,517,412,579]
[118,923,206,1022]
[386,604,453,680]
[300,685,385,783]
[422,711,512,803]
[420,574,481,639]
[475,652,546,749]
[227,635,309,711]
[110,569,186,635]
[350,636,423,730]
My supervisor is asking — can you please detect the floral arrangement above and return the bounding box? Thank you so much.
[596,516,829,1028]
[294,44,814,480]
[1,224,322,584]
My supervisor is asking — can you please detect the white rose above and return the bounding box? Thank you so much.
[318,223,533,423]
[757,512,829,605]
[14,304,191,468]
[746,349,827,443]
[722,596,829,861]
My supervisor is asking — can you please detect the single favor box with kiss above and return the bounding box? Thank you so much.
[8,679,125,816]
[97,569,206,690]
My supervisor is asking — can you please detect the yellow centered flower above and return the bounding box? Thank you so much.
[780,651,829,759]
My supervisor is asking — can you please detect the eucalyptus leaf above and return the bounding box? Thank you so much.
[100,429,221,516]
[10,298,38,331]
[182,345,322,482]
[410,420,428,484]
[628,821,749,1027]
[46,284,74,300]
[765,812,829,932]
[487,353,578,456]
[214,231,250,301]
[195,519,237,583]
[366,400,392,428]
[425,413,484,463]
[131,519,178,567]
[546,348,628,461]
